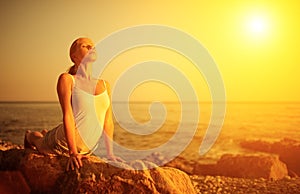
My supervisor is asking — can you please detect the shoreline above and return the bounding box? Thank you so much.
[1,139,300,193]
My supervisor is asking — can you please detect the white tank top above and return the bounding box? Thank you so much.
[70,75,110,151]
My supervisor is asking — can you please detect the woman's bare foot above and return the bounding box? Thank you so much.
[24,130,36,150]
[41,129,48,136]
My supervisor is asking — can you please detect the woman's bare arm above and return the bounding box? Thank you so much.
[103,81,123,161]
[57,73,84,170]
[103,81,114,156]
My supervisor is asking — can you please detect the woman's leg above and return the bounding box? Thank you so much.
[25,130,54,154]
[41,129,48,136]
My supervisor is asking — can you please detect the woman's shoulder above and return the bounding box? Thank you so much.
[58,73,73,80]
[57,73,74,85]
[98,79,110,88]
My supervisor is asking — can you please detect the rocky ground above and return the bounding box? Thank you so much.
[1,139,300,193]
[190,175,300,194]
[0,139,23,150]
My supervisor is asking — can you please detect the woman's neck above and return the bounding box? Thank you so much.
[76,62,94,80]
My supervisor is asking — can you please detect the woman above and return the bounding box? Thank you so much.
[24,37,123,171]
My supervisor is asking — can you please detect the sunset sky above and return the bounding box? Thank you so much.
[0,1,299,102]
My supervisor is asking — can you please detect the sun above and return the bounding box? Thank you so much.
[245,15,269,38]
[249,17,266,34]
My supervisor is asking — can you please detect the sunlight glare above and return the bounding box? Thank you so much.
[249,18,266,34]
[246,15,269,38]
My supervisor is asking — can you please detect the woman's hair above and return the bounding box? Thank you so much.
[69,39,79,63]
[68,65,78,75]
[68,38,81,75]
[67,37,92,75]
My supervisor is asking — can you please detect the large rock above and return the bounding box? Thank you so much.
[216,154,288,180]
[0,139,196,194]
[193,154,288,180]
[18,153,196,194]
[240,138,300,177]
[192,163,219,176]
[0,149,24,170]
[0,147,31,193]
[0,171,30,194]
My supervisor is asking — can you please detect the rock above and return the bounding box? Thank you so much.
[0,139,24,151]
[144,152,195,175]
[164,157,195,175]
[215,154,288,180]
[0,171,30,194]
[19,153,196,194]
[240,138,300,177]
[0,140,196,194]
[193,163,219,176]
[0,149,24,171]
[193,154,288,180]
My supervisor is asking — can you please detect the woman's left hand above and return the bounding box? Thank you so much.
[107,154,125,162]
[66,153,87,171]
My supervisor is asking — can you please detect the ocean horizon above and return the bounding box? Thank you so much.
[0,101,299,163]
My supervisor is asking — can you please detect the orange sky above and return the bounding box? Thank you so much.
[0,1,299,102]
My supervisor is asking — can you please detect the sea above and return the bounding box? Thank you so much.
[0,101,299,163]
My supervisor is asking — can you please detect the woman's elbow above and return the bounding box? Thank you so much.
[104,122,114,131]
[63,114,73,124]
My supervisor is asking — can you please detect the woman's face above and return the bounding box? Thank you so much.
[73,38,97,64]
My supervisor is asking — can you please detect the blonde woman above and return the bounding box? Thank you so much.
[25,37,123,171]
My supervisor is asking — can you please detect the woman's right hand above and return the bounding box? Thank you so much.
[66,153,87,171]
